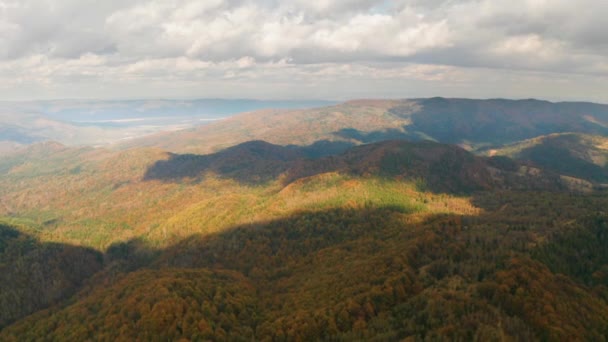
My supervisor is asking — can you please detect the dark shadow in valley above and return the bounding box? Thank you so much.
[7,200,608,340]
[286,139,356,159]
[333,127,423,144]
[4,205,477,337]
[144,137,570,196]
[0,223,103,329]
[144,140,554,198]
[512,135,608,183]
[333,98,608,151]
[143,139,355,186]
[94,191,608,287]
[404,97,608,146]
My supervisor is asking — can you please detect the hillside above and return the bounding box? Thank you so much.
[120,98,608,154]
[1,139,559,247]
[119,99,410,153]
[406,98,608,146]
[0,222,102,328]
[489,133,608,184]
[0,111,142,150]
[0,99,333,152]
[1,98,608,340]
[3,193,608,340]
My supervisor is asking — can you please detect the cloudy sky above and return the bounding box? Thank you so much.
[1,0,607,102]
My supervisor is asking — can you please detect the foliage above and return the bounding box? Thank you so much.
[2,130,608,340]
[533,214,608,287]
[3,192,608,340]
[491,133,608,183]
[0,223,103,329]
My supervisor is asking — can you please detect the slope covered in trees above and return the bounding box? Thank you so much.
[0,222,102,329]
[0,138,581,250]
[2,193,608,340]
[2,98,608,340]
[489,133,608,183]
[121,98,608,154]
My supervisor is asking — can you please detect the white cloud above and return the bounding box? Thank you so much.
[0,0,606,101]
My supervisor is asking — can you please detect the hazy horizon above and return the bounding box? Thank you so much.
[0,1,607,103]
[2,96,608,106]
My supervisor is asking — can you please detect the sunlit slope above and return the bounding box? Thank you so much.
[120,98,608,154]
[119,99,413,154]
[3,196,608,340]
[2,135,608,340]
[489,133,608,183]
[0,139,571,250]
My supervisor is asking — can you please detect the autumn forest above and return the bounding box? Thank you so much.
[2,98,608,341]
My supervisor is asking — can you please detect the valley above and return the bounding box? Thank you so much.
[0,99,333,154]
[1,98,608,340]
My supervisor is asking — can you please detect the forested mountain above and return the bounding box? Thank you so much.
[488,133,608,184]
[0,223,102,329]
[0,99,333,154]
[3,193,608,340]
[143,139,567,192]
[121,98,608,154]
[1,98,608,340]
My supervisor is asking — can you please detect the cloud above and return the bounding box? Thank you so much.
[0,0,607,101]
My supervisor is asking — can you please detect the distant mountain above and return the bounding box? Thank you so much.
[122,98,608,154]
[3,97,608,341]
[0,111,139,150]
[0,141,98,177]
[144,139,573,193]
[0,126,43,145]
[0,99,334,150]
[38,99,335,122]
[405,98,608,147]
[120,99,408,153]
[0,141,27,156]
[488,133,608,184]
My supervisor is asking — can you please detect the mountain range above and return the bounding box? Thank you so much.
[1,98,608,340]
[120,98,608,154]
[0,99,333,154]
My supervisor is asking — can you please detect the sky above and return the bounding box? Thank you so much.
[0,0,607,102]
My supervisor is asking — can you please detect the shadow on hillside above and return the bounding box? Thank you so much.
[106,194,546,276]
[6,199,608,340]
[3,205,434,331]
[516,142,608,183]
[333,98,608,150]
[0,224,103,329]
[94,204,494,287]
[333,127,422,144]
[143,139,355,185]
[143,138,520,194]
[402,97,608,145]
[3,205,488,338]
[111,206,414,272]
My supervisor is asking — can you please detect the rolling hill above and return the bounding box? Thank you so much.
[2,97,608,340]
[488,133,608,184]
[1,138,569,249]
[3,193,608,340]
[0,99,333,153]
[120,98,608,154]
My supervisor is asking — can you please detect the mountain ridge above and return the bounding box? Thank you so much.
[119,97,608,155]
[489,132,608,183]
[2,97,608,340]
